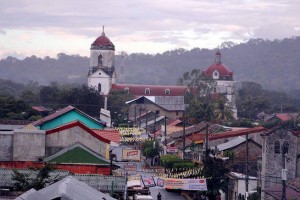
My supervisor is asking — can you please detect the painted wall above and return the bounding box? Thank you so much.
[88,68,115,95]
[0,131,13,161]
[46,126,107,158]
[39,110,104,130]
[13,129,45,161]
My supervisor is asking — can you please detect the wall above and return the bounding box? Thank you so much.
[13,129,45,161]
[90,49,115,68]
[88,68,113,95]
[261,129,298,200]
[0,131,13,161]
[46,126,107,158]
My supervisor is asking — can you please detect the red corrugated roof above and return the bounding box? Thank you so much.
[93,129,120,144]
[193,126,266,142]
[46,121,110,143]
[111,84,188,96]
[275,113,294,121]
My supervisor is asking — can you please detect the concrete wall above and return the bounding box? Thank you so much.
[13,129,45,161]
[90,49,115,68]
[261,130,298,200]
[0,131,13,161]
[46,126,107,158]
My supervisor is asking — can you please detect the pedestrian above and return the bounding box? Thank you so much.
[157,192,162,200]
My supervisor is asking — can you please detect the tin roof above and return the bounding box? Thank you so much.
[23,176,116,200]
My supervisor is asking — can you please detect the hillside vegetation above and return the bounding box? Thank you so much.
[1,37,300,93]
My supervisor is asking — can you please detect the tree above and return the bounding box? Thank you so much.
[200,157,229,199]
[107,90,133,126]
[12,163,62,191]
[141,139,161,166]
[178,69,216,101]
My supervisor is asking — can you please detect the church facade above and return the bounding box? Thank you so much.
[87,29,237,118]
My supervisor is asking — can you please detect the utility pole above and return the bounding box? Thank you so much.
[182,110,186,160]
[245,133,249,198]
[281,143,288,200]
[153,111,157,139]
[205,123,209,157]
[164,116,167,155]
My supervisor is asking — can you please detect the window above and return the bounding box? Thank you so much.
[274,141,280,154]
[165,89,171,95]
[98,83,101,92]
[282,141,289,154]
[98,54,103,66]
[213,70,219,79]
[145,88,150,94]
[124,87,129,93]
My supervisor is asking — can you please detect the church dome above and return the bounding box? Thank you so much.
[203,50,233,80]
[91,27,115,50]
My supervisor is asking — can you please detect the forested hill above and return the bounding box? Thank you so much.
[1,37,300,92]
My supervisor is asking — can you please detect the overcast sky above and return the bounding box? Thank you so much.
[1,0,300,59]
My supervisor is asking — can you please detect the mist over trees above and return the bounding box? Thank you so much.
[1,37,300,93]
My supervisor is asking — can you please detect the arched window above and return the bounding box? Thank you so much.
[98,54,103,66]
[213,70,219,79]
[165,89,171,95]
[283,141,289,154]
[274,141,280,154]
[145,88,150,95]
[124,87,129,93]
[98,83,101,92]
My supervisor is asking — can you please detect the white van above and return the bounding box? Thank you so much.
[134,194,153,200]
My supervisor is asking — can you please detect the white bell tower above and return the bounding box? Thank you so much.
[88,26,116,109]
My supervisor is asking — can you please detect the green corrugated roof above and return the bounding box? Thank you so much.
[48,147,109,164]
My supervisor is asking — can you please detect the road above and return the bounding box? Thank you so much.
[149,187,186,200]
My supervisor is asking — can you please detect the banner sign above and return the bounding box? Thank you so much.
[157,178,164,187]
[141,176,156,187]
[167,146,178,153]
[122,149,141,161]
[163,178,207,191]
[124,164,137,175]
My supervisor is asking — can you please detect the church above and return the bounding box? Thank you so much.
[87,27,237,119]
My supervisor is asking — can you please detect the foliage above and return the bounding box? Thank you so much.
[160,155,194,169]
[141,139,161,158]
[0,94,38,120]
[177,69,217,100]
[237,81,300,120]
[173,162,195,169]
[200,157,229,199]
[107,90,134,126]
[12,163,61,191]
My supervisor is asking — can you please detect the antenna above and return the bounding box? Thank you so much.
[118,51,128,83]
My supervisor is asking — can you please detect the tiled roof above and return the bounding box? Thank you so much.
[112,84,188,96]
[46,120,110,143]
[0,119,31,125]
[93,129,120,144]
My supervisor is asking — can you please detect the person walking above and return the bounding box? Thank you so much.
[157,192,162,200]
